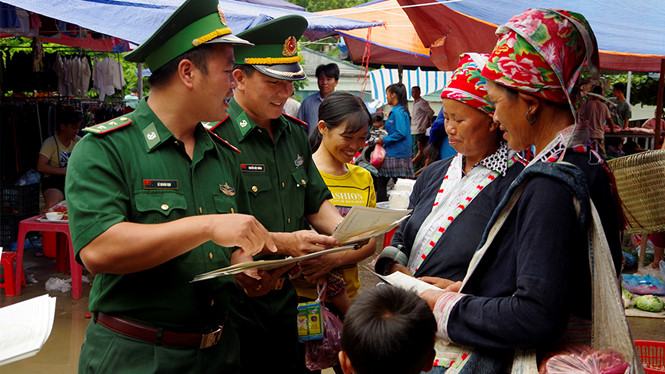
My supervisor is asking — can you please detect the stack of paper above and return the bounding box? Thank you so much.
[193,207,410,282]
[0,294,56,366]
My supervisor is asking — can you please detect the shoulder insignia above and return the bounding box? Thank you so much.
[208,130,241,154]
[282,113,308,128]
[84,116,132,135]
[206,115,229,131]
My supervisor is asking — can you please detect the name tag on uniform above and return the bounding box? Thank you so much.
[143,179,179,190]
[240,164,265,173]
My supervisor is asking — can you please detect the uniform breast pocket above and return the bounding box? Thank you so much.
[289,168,308,213]
[213,194,238,214]
[243,174,273,198]
[133,191,187,223]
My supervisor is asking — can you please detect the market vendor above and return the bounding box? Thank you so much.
[37,108,82,209]
[65,0,299,372]
[375,53,524,291]
[420,9,624,371]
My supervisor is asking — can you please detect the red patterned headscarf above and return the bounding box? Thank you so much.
[441,53,494,115]
[482,8,599,108]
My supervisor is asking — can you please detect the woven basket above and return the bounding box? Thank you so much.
[607,150,665,233]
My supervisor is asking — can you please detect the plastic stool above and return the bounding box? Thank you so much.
[0,252,25,296]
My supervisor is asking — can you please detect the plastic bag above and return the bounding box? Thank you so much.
[540,345,629,374]
[621,274,665,296]
[304,304,343,371]
[370,143,386,168]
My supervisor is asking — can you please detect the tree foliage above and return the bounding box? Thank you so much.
[287,0,366,12]
[604,72,664,107]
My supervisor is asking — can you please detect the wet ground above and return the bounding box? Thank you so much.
[2,244,664,373]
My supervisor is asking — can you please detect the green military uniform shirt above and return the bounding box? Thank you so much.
[66,99,248,329]
[215,98,331,235]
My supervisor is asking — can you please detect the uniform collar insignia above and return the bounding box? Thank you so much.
[143,122,161,150]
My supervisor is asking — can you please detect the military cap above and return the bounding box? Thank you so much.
[126,0,252,71]
[234,15,307,81]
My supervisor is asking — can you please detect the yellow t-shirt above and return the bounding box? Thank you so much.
[296,164,376,300]
[39,135,80,168]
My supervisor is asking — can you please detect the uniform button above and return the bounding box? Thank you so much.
[251,185,258,193]
[174,140,179,146]
[210,299,215,306]
[296,183,300,187]
[300,179,307,186]
[281,181,285,188]
[198,207,203,214]
[161,204,169,211]
[230,208,235,214]
[287,217,291,224]
[209,252,214,260]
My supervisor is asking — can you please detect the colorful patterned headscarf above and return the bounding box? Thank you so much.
[441,53,494,115]
[482,8,599,107]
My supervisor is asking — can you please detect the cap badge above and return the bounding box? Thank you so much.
[239,119,248,128]
[283,36,298,57]
[217,5,227,24]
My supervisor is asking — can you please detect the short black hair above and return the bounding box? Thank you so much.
[342,286,437,374]
[57,107,83,126]
[613,82,626,93]
[148,44,216,88]
[309,92,370,151]
[372,113,384,123]
[233,64,256,77]
[315,63,340,81]
[412,86,421,92]
[591,85,603,95]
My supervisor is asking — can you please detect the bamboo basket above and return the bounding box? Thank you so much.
[607,150,665,234]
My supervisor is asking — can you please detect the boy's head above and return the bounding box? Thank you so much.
[612,82,626,99]
[339,286,437,374]
[371,113,384,128]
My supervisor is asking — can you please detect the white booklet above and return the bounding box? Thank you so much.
[0,294,56,366]
[369,268,441,294]
[193,207,411,282]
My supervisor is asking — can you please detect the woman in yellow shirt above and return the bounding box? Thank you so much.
[310,92,376,313]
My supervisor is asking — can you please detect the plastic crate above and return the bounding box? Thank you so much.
[1,184,40,216]
[635,340,665,373]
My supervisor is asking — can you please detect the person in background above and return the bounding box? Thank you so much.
[37,108,82,209]
[299,63,339,137]
[284,92,301,117]
[612,82,631,129]
[426,108,457,166]
[411,86,435,170]
[309,92,377,314]
[577,85,615,156]
[339,286,436,374]
[375,83,414,202]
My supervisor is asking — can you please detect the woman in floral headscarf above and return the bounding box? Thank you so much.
[375,53,524,288]
[420,9,624,372]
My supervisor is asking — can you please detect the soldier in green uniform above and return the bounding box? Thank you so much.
[215,15,375,373]
[65,1,287,372]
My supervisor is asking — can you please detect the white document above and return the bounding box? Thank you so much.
[332,206,410,244]
[0,294,56,366]
[373,270,441,294]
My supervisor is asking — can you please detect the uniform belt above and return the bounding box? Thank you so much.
[95,313,224,349]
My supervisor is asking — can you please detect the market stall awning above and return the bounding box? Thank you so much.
[397,0,665,72]
[0,0,382,46]
[318,0,434,68]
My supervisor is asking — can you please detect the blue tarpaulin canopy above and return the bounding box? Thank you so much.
[0,0,382,45]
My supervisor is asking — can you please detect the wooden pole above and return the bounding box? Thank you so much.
[654,59,665,148]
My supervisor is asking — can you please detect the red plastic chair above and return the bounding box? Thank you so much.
[0,252,26,296]
[14,215,82,299]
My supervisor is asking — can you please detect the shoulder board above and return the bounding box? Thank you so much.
[208,130,241,154]
[205,115,229,132]
[282,113,308,128]
[84,116,132,135]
